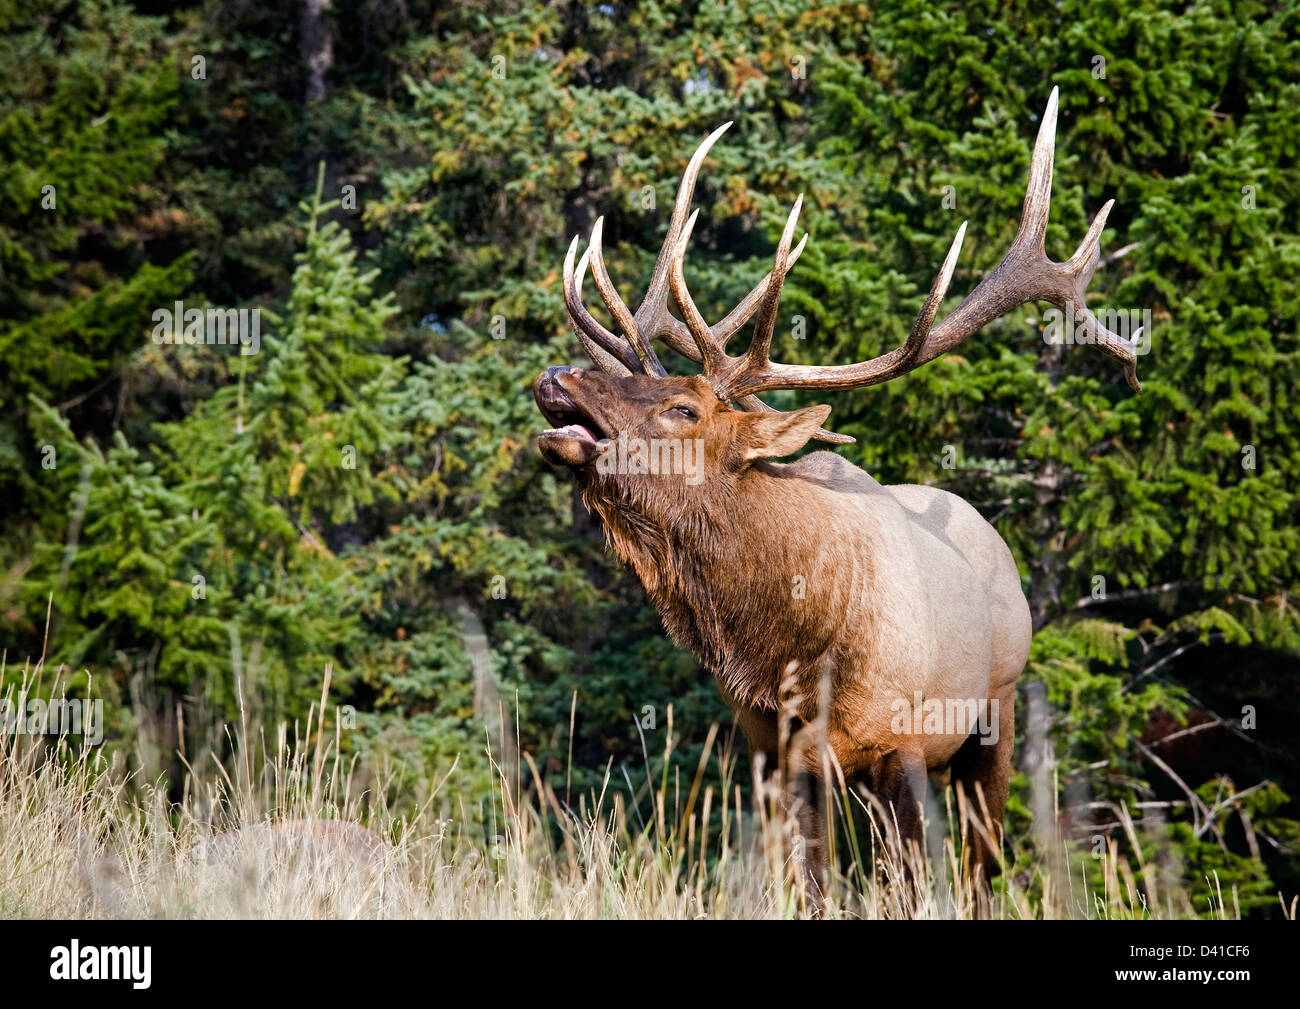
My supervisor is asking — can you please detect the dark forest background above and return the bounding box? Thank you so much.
[1,0,1297,915]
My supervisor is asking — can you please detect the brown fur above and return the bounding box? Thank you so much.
[536,368,1031,902]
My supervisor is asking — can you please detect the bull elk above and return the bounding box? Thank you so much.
[533,89,1141,907]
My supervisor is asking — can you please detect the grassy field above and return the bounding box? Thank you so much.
[0,660,1279,921]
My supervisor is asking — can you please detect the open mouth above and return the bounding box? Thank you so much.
[535,378,607,444]
[540,408,603,444]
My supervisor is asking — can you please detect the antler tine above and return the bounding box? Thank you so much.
[633,121,734,357]
[667,207,810,371]
[667,203,811,376]
[667,208,726,374]
[740,195,804,371]
[563,237,637,375]
[907,220,968,353]
[1061,198,1144,384]
[1015,85,1058,250]
[711,86,1141,400]
[587,217,667,376]
[711,233,808,343]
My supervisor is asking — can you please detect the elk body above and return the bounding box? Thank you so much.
[534,90,1141,902]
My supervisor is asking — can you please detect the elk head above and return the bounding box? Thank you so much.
[535,88,1142,494]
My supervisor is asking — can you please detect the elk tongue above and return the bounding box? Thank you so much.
[552,423,597,443]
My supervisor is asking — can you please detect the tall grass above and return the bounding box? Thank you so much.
[0,657,1270,920]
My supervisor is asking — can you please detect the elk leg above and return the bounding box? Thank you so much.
[745,732,826,915]
[776,783,826,913]
[865,748,930,882]
[947,685,1015,888]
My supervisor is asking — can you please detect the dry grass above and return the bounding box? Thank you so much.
[0,661,1266,920]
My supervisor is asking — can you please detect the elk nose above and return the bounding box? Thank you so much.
[534,365,581,396]
[534,365,585,413]
[541,365,585,396]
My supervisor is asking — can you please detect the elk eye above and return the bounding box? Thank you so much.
[668,404,698,421]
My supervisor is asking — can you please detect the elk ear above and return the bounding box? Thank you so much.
[740,404,833,461]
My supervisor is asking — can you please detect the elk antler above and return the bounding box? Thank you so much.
[563,122,733,379]
[562,88,1141,443]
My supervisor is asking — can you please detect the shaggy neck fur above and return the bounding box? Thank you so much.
[579,462,869,711]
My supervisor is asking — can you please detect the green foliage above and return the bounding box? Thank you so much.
[8,174,405,766]
[0,0,194,494]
